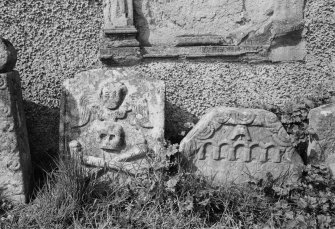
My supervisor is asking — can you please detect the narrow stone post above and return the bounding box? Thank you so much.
[0,37,33,203]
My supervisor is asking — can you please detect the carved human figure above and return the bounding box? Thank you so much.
[104,0,134,28]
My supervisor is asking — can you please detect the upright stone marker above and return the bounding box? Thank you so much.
[180,107,303,184]
[308,104,335,175]
[0,37,33,203]
[60,69,164,174]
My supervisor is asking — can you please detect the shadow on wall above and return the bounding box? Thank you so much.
[165,101,199,144]
[23,100,60,188]
[22,91,200,187]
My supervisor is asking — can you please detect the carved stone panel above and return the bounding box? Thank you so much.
[60,69,165,174]
[308,104,335,175]
[103,0,136,32]
[136,0,304,46]
[100,0,305,63]
[101,0,140,65]
[180,107,303,184]
[0,71,33,203]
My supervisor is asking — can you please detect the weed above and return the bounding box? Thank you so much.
[1,147,335,228]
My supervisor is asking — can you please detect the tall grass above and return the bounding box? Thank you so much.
[1,149,335,228]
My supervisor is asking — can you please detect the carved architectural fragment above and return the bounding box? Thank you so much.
[101,0,139,64]
[0,38,32,203]
[60,69,164,174]
[100,0,305,64]
[103,0,136,32]
[308,104,335,175]
[180,107,304,184]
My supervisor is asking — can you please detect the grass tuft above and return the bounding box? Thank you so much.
[0,146,335,228]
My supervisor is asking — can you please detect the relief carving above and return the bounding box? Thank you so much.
[0,120,14,132]
[95,122,125,152]
[0,101,11,117]
[103,0,136,30]
[61,69,165,175]
[180,107,303,184]
[0,76,7,90]
[101,0,305,63]
[6,160,21,172]
[0,73,32,202]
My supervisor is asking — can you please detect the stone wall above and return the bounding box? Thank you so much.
[0,0,334,165]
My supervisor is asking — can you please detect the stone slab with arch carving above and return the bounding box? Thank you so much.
[60,68,165,174]
[180,107,304,184]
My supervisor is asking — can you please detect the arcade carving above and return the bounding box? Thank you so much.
[180,107,303,183]
[190,110,292,163]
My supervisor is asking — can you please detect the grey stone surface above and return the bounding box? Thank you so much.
[0,71,32,203]
[101,0,140,64]
[308,104,335,175]
[0,38,17,73]
[60,68,164,174]
[0,0,334,162]
[101,0,306,63]
[103,0,135,30]
[129,0,305,62]
[180,107,304,184]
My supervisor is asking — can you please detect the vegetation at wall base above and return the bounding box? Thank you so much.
[0,146,335,229]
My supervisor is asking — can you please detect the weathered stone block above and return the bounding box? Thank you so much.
[101,0,305,63]
[180,107,303,184]
[60,68,165,174]
[99,47,141,65]
[103,0,135,30]
[0,71,32,203]
[308,104,335,174]
[131,0,305,62]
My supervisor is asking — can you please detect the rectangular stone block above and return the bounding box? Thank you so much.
[0,71,32,203]
[138,1,303,43]
[103,0,135,30]
[60,68,165,174]
[180,107,303,184]
[142,46,266,59]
